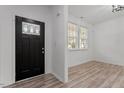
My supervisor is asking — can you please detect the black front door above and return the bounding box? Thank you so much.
[15,16,45,81]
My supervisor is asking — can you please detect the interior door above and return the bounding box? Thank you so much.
[15,16,45,81]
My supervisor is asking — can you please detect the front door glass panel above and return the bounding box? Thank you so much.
[22,22,40,35]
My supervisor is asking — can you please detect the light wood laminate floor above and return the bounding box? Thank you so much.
[5,61,124,88]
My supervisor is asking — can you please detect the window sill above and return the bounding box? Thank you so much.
[68,48,88,51]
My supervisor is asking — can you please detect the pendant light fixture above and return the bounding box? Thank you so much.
[112,5,124,12]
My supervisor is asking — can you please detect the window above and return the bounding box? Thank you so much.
[68,23,78,49]
[79,26,88,49]
[22,22,40,35]
[68,22,88,50]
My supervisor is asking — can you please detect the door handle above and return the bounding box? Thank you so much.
[42,51,44,54]
[42,48,45,54]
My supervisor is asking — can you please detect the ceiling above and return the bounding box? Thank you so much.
[68,5,124,25]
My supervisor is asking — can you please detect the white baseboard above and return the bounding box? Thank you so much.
[69,58,94,67]
[0,84,3,88]
[0,84,8,88]
[94,57,124,66]
[69,57,124,68]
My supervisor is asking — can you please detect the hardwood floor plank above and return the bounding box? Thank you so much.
[112,70,124,88]
[5,61,124,88]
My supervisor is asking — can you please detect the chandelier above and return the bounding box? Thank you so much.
[112,5,124,12]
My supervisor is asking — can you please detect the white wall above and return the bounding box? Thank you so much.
[67,15,94,67]
[0,5,53,85]
[0,20,2,85]
[94,16,124,66]
[52,6,68,82]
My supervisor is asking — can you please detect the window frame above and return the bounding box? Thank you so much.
[68,22,88,51]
